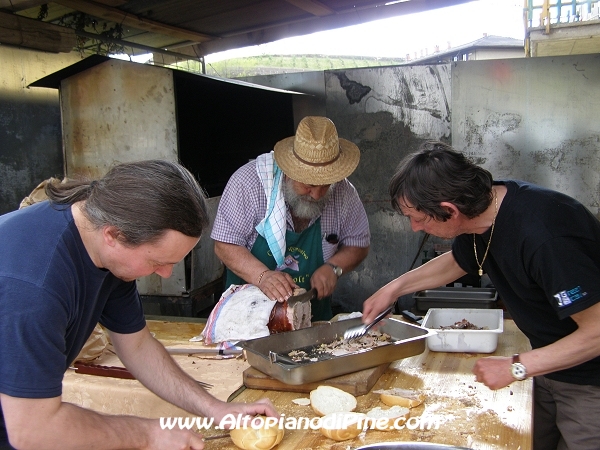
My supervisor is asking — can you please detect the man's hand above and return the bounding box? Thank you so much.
[362,252,466,323]
[361,285,398,324]
[213,242,298,302]
[210,398,279,428]
[472,356,515,390]
[258,270,298,302]
[310,264,338,298]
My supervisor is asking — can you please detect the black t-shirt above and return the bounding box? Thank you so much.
[453,180,600,385]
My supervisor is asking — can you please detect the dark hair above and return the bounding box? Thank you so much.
[45,160,209,246]
[389,141,493,221]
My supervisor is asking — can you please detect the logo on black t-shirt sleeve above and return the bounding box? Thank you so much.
[553,286,587,308]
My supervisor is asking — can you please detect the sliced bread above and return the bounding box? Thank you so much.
[310,385,357,416]
[365,405,410,431]
[373,388,425,408]
[319,412,367,441]
[229,416,284,450]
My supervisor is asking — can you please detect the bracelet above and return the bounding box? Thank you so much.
[257,269,269,284]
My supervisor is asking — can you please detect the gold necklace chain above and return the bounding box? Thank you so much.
[473,190,498,277]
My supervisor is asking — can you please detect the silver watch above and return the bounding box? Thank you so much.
[326,262,342,277]
[511,353,527,381]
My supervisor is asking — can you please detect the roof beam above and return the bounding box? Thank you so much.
[54,0,215,43]
[0,9,76,52]
[285,0,335,16]
[0,0,47,11]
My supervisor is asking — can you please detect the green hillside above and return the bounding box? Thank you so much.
[202,54,406,78]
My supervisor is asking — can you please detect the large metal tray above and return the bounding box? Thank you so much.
[240,317,433,385]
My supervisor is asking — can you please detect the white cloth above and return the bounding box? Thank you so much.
[254,151,287,266]
[202,284,275,345]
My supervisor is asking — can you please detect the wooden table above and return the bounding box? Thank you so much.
[211,319,532,450]
[64,317,532,449]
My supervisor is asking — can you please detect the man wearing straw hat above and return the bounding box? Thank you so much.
[212,116,370,321]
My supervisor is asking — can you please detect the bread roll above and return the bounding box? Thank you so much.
[229,417,284,450]
[319,412,367,441]
[374,388,424,408]
[365,405,410,431]
[310,385,357,416]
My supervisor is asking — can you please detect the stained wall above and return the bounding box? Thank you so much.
[0,45,81,214]
[452,55,600,217]
[324,65,453,311]
[323,56,600,312]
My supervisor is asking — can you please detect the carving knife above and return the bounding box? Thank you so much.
[287,287,317,307]
[203,433,230,441]
[164,346,243,356]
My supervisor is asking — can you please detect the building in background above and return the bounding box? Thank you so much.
[402,35,525,64]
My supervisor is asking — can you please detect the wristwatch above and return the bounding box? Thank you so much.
[511,353,527,381]
[325,262,343,277]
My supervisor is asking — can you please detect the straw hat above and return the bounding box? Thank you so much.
[273,116,360,185]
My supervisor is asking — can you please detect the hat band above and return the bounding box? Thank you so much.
[292,146,341,167]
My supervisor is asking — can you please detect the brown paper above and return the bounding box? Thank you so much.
[63,320,249,418]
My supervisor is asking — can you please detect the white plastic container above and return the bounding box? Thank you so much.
[421,308,504,353]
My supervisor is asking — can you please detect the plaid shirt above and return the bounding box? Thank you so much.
[211,157,370,261]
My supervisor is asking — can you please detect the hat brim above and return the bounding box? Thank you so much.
[273,137,360,185]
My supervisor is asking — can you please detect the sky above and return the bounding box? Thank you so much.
[205,0,526,63]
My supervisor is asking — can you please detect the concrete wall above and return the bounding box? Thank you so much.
[241,71,326,128]
[452,54,600,217]
[0,45,81,214]
[325,55,600,312]
[324,65,453,312]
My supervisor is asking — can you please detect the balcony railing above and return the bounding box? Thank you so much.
[526,0,598,34]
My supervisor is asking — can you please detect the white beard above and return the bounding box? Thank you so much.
[283,178,333,220]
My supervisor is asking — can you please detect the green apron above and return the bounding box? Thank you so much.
[226,218,332,321]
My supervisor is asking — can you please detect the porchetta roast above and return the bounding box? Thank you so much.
[201,284,312,344]
[268,288,312,333]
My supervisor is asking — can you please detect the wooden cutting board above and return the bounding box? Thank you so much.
[243,363,389,396]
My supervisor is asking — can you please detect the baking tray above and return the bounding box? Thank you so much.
[413,287,497,311]
[240,318,433,385]
[421,308,503,353]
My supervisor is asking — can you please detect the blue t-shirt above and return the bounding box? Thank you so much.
[0,201,146,442]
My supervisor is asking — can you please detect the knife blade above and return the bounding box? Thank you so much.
[203,433,230,441]
[287,287,317,307]
[165,346,243,356]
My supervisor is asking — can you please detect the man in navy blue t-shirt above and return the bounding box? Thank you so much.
[0,160,277,450]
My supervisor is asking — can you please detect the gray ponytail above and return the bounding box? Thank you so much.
[46,160,209,246]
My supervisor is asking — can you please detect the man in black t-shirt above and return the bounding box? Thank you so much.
[362,141,600,450]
